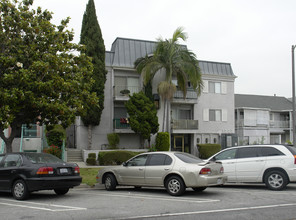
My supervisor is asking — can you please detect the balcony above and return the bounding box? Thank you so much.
[113,118,131,130]
[173,90,197,99]
[270,120,290,128]
[172,119,198,130]
[113,85,142,98]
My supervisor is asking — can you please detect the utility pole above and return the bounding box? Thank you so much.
[292,45,296,146]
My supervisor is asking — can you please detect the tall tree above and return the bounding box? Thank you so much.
[135,27,203,132]
[80,0,107,150]
[125,92,159,148]
[0,0,97,153]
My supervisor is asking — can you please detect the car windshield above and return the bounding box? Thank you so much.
[25,153,63,164]
[174,153,203,163]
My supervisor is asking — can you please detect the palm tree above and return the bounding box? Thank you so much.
[135,27,203,132]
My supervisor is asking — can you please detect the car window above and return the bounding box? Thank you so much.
[147,154,172,166]
[260,147,284,156]
[174,153,202,163]
[236,147,260,159]
[285,146,296,155]
[25,153,63,163]
[0,155,4,163]
[127,155,147,166]
[214,149,237,160]
[0,154,22,168]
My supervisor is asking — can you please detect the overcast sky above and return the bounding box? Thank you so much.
[33,0,296,98]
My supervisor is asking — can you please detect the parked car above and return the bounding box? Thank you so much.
[0,152,82,200]
[96,151,227,196]
[207,145,296,190]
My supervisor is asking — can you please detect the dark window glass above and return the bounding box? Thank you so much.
[214,149,237,160]
[236,147,260,158]
[174,153,202,163]
[127,155,147,166]
[285,146,296,155]
[25,153,63,163]
[147,154,171,166]
[1,154,22,167]
[260,147,284,156]
[164,156,172,165]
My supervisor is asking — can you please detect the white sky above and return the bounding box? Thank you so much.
[33,0,296,98]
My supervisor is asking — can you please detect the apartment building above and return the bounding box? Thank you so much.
[235,94,292,145]
[73,37,237,155]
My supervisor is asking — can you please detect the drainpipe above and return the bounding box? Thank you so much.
[292,45,296,146]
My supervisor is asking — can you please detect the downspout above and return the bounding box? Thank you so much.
[19,125,24,152]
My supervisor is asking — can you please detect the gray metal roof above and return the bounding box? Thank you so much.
[235,94,292,111]
[106,37,235,77]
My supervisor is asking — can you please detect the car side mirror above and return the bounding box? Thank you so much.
[122,162,127,166]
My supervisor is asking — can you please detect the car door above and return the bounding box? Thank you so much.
[0,154,22,190]
[144,154,173,186]
[235,147,266,182]
[211,148,237,182]
[116,154,148,185]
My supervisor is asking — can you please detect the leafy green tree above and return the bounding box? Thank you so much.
[135,27,203,132]
[125,92,159,148]
[0,0,97,152]
[80,0,107,149]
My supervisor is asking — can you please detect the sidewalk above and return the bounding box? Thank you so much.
[75,161,102,168]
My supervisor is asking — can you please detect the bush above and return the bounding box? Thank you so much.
[98,151,141,165]
[107,133,120,149]
[198,144,221,159]
[155,132,170,151]
[44,145,62,159]
[86,153,97,165]
[46,125,65,147]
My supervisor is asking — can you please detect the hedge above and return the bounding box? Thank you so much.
[155,132,170,151]
[98,151,142,165]
[198,144,221,159]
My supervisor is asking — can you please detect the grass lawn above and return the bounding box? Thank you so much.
[80,168,101,186]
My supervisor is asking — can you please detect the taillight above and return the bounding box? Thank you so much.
[74,166,80,174]
[294,155,296,164]
[199,168,211,175]
[220,167,224,174]
[37,167,54,175]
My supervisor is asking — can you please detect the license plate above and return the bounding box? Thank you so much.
[60,168,68,174]
[217,178,223,184]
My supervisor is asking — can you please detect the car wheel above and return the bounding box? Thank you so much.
[54,188,69,195]
[192,187,207,192]
[12,179,29,200]
[104,174,117,191]
[165,176,185,196]
[264,170,288,190]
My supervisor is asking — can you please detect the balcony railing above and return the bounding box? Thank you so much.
[173,90,197,99]
[172,119,198,130]
[113,118,131,129]
[270,121,289,128]
[113,85,142,97]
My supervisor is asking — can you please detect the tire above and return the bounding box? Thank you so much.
[54,188,69,195]
[104,174,117,191]
[192,187,207,192]
[12,179,29,200]
[264,170,288,191]
[165,176,185,196]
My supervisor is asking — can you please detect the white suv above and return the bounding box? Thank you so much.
[208,145,296,190]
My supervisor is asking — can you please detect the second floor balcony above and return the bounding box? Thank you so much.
[113,85,142,98]
[172,119,198,130]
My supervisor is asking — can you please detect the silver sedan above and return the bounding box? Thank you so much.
[96,151,227,196]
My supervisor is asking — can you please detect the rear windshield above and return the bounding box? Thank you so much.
[174,153,203,163]
[285,145,296,155]
[25,153,63,164]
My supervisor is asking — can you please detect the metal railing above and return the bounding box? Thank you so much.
[113,118,131,129]
[172,119,198,129]
[173,90,198,99]
[113,85,142,97]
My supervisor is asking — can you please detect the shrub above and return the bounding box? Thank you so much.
[155,132,170,151]
[46,125,65,147]
[44,145,62,159]
[98,151,141,165]
[198,144,221,159]
[107,133,120,149]
[86,153,97,165]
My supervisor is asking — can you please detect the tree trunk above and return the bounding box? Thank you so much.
[162,99,167,132]
[0,128,15,153]
[87,125,92,150]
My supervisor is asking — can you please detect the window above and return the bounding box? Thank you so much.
[114,76,140,96]
[127,155,147,166]
[1,154,22,168]
[260,147,284,156]
[236,147,260,159]
[209,110,222,121]
[213,149,237,161]
[147,154,172,166]
[174,153,203,163]
[209,82,221,93]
